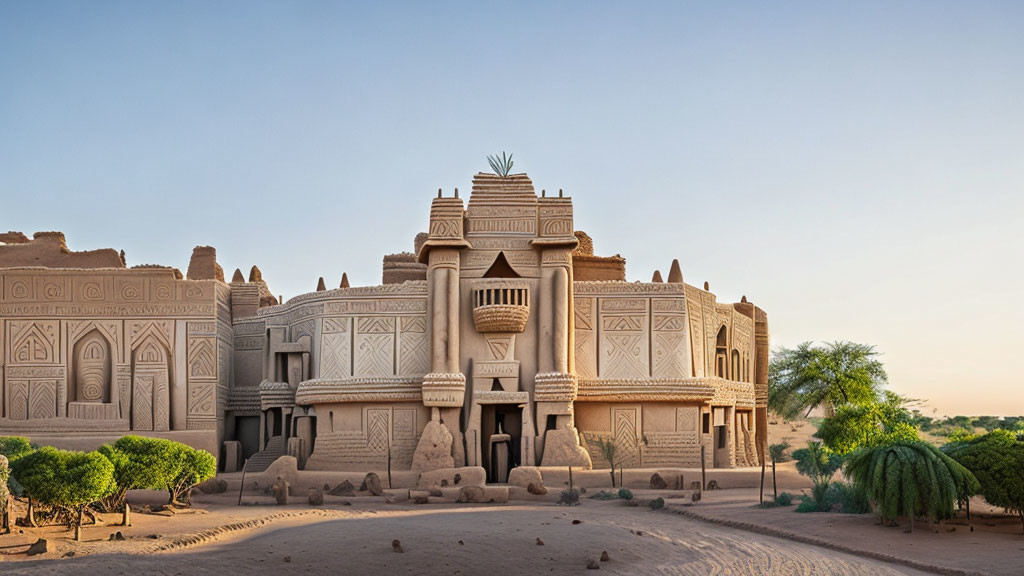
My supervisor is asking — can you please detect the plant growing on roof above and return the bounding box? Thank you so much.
[487,152,514,177]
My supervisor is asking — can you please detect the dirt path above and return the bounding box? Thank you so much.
[2,502,931,575]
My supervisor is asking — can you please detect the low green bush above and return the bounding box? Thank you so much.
[590,490,618,500]
[795,496,819,513]
[825,481,870,514]
[558,488,581,506]
[648,497,665,510]
[775,492,794,506]
[617,488,634,500]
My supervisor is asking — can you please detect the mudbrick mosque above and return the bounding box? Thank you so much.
[0,170,768,481]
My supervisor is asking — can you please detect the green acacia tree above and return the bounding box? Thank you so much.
[168,444,216,506]
[594,437,621,488]
[944,430,1024,533]
[816,391,919,454]
[769,341,887,419]
[792,441,843,511]
[844,440,978,532]
[12,447,115,541]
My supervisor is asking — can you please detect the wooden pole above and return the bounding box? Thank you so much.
[772,457,778,501]
[237,460,248,506]
[700,445,707,490]
[759,457,766,505]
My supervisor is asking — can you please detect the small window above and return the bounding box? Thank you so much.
[546,414,558,431]
[702,413,710,434]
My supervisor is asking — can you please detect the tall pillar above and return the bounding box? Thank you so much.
[553,266,569,373]
[754,307,770,463]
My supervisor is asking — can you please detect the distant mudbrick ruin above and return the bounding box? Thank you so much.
[0,172,768,479]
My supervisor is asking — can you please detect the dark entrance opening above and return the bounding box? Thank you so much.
[481,404,522,483]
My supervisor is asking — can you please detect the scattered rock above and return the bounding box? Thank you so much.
[635,530,644,536]
[197,477,228,494]
[360,473,383,496]
[392,539,404,553]
[572,519,582,525]
[600,551,610,562]
[272,477,289,505]
[456,485,489,504]
[586,559,600,569]
[691,491,702,502]
[706,480,720,490]
[411,420,455,473]
[458,540,464,545]
[649,473,668,490]
[108,531,125,541]
[284,555,291,563]
[441,479,449,487]
[454,473,462,485]
[147,534,160,539]
[536,537,544,546]
[508,466,543,489]
[329,480,356,497]
[26,538,48,556]
[527,482,548,496]
[307,488,324,506]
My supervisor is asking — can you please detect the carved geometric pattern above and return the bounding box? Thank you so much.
[612,407,640,466]
[398,331,428,376]
[366,408,390,452]
[189,380,215,416]
[153,372,169,431]
[10,321,58,364]
[601,333,647,379]
[575,298,594,329]
[485,336,512,361]
[400,316,426,333]
[393,409,416,440]
[575,331,597,379]
[652,332,687,379]
[188,337,216,378]
[323,317,349,334]
[28,381,57,419]
[653,314,685,331]
[602,315,644,331]
[7,381,28,420]
[132,375,154,430]
[676,407,699,443]
[357,317,395,334]
[320,332,351,379]
[353,333,394,377]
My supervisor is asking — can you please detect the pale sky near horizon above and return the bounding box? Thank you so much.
[2,2,1021,417]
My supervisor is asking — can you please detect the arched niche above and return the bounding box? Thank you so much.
[131,333,172,431]
[71,329,113,404]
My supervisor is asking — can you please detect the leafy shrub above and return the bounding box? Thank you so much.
[815,391,918,454]
[775,492,794,506]
[590,490,618,500]
[944,430,1024,533]
[792,442,842,511]
[11,447,115,540]
[795,496,819,513]
[845,440,978,529]
[617,488,634,500]
[648,497,665,510]
[169,443,216,506]
[0,436,34,494]
[558,488,581,506]
[824,481,870,514]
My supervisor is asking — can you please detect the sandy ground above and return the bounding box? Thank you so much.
[1,499,934,576]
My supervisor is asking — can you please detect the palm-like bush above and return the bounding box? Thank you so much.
[844,440,978,530]
[487,152,514,177]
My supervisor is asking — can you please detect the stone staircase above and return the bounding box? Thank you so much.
[245,435,287,472]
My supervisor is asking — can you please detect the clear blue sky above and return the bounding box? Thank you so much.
[2,2,1022,416]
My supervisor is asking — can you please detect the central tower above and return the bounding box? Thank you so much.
[417,173,591,481]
